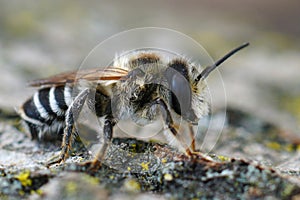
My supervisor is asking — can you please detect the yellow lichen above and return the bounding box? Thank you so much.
[82,174,99,185]
[35,189,43,196]
[149,139,160,143]
[284,144,294,152]
[66,182,77,194]
[266,141,281,151]
[217,155,230,162]
[140,162,150,171]
[161,158,167,163]
[164,173,173,181]
[15,170,32,187]
[123,179,141,192]
[130,143,139,153]
[127,153,135,158]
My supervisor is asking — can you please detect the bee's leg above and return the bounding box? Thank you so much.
[88,117,115,169]
[187,124,212,160]
[154,98,212,161]
[188,123,196,152]
[153,98,193,156]
[46,88,90,167]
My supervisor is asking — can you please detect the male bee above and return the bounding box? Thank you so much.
[18,43,249,168]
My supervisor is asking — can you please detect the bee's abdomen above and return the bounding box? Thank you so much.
[19,85,73,140]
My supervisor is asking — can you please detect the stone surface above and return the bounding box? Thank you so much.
[1,110,300,199]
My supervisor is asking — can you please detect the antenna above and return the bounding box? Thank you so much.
[195,42,249,82]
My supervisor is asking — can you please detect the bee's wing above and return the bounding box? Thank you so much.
[28,67,129,87]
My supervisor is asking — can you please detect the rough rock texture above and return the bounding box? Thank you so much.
[1,109,300,199]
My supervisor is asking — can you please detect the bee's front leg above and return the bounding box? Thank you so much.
[188,123,196,152]
[187,123,213,162]
[152,98,192,155]
[46,88,90,167]
[154,98,212,162]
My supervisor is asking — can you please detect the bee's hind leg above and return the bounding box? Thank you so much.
[46,88,90,167]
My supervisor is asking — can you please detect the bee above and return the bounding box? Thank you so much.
[18,43,249,168]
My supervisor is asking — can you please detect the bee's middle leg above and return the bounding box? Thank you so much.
[84,117,115,170]
[46,88,90,167]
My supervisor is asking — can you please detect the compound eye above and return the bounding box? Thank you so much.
[164,59,198,122]
[170,73,197,122]
[171,72,191,113]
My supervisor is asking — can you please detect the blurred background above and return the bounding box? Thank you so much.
[0,0,299,136]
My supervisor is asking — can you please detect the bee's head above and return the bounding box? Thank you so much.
[164,59,199,123]
[164,43,249,124]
